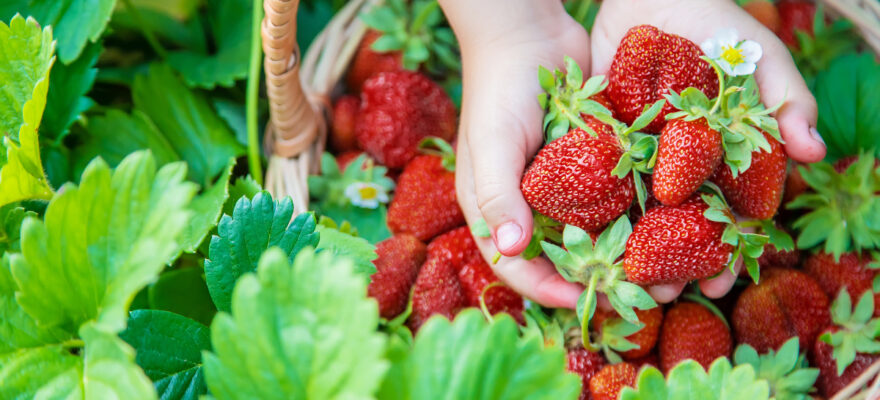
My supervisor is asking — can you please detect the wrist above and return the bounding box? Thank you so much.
[439,0,573,51]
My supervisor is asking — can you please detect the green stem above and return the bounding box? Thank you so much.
[581,273,601,352]
[246,0,264,186]
[410,0,439,34]
[61,339,85,349]
[120,0,168,59]
[708,59,726,115]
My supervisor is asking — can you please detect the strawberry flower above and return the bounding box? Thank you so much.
[700,29,762,76]
[344,182,389,209]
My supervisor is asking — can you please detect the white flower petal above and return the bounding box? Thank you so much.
[739,40,763,64]
[731,62,757,76]
[701,38,722,59]
[716,28,740,47]
[717,59,737,76]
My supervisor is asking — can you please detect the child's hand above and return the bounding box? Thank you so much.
[590,0,826,301]
[440,0,590,307]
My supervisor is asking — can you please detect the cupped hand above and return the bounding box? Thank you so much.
[591,0,827,301]
[441,0,590,307]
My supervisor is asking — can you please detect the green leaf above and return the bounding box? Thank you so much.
[316,223,378,276]
[0,15,55,207]
[204,247,388,399]
[733,338,818,400]
[42,40,100,141]
[0,342,82,398]
[76,322,157,399]
[813,54,880,161]
[132,64,245,186]
[120,310,210,399]
[178,160,234,253]
[3,0,115,64]
[10,151,198,334]
[148,268,217,327]
[167,0,252,88]
[0,204,36,255]
[224,176,262,216]
[205,192,318,312]
[621,358,770,400]
[377,310,581,400]
[74,110,181,174]
[470,218,491,238]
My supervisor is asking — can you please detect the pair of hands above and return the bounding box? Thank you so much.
[439,0,827,309]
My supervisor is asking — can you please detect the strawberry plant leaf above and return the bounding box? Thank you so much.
[167,0,252,88]
[0,15,55,208]
[74,322,157,398]
[42,40,100,141]
[120,309,211,399]
[225,176,263,216]
[74,110,181,173]
[148,268,217,327]
[0,340,82,398]
[132,64,245,186]
[203,247,388,399]
[0,204,36,255]
[178,159,235,254]
[316,223,378,276]
[621,358,770,400]
[9,151,198,334]
[1,0,115,64]
[205,191,318,313]
[376,310,581,400]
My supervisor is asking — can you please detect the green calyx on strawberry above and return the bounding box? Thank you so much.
[733,337,820,400]
[418,136,456,172]
[665,70,782,178]
[595,316,645,364]
[820,289,880,376]
[308,152,396,209]
[470,213,562,263]
[788,153,880,261]
[538,56,664,212]
[541,216,658,351]
[360,0,460,74]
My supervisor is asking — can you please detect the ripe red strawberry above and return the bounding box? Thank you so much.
[458,259,524,324]
[711,131,787,220]
[593,307,664,360]
[629,352,659,370]
[804,252,880,317]
[521,122,635,232]
[653,118,723,206]
[742,0,781,32]
[588,363,638,400]
[346,30,403,92]
[732,268,831,353]
[356,71,456,169]
[623,195,732,285]
[567,347,607,400]
[330,95,360,152]
[387,154,464,242]
[426,226,483,268]
[408,256,467,333]
[606,25,718,133]
[659,301,732,372]
[776,0,816,49]
[367,234,427,319]
[812,326,880,398]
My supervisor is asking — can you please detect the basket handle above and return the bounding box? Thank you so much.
[262,0,320,158]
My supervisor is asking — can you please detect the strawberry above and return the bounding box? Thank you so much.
[811,290,880,397]
[776,0,815,49]
[659,301,732,372]
[732,268,831,353]
[408,255,467,333]
[426,226,483,268]
[652,118,723,206]
[335,151,364,171]
[367,234,427,319]
[629,352,659,370]
[330,95,360,152]
[521,124,635,232]
[741,0,781,32]
[593,307,663,361]
[711,131,787,220]
[347,30,404,93]
[623,195,732,285]
[606,25,718,133]
[387,140,464,241]
[356,71,456,169]
[755,223,800,270]
[457,258,524,324]
[804,252,880,317]
[567,347,607,400]
[588,363,638,400]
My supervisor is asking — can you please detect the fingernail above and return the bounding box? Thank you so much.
[809,126,826,146]
[494,222,523,253]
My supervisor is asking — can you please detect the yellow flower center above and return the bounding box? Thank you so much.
[358,186,378,200]
[720,45,745,66]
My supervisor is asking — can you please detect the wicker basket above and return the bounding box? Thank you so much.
[260,0,880,397]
